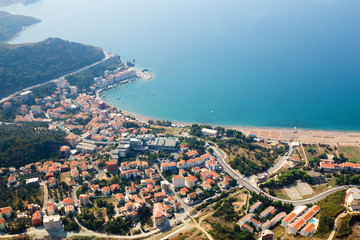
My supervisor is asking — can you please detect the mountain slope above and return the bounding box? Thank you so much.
[0,10,40,42]
[0,38,105,98]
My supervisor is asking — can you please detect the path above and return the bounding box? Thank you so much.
[41,181,49,209]
[301,143,309,167]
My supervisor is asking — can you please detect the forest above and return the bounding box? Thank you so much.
[0,122,66,167]
[0,37,104,98]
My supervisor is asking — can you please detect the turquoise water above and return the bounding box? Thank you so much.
[3,0,360,130]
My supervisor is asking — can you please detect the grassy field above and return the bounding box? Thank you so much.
[60,171,71,185]
[304,144,335,162]
[272,188,290,200]
[273,225,285,239]
[339,146,360,163]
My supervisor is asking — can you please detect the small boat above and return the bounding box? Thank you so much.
[152,92,156,95]
[211,110,214,113]
[117,97,120,100]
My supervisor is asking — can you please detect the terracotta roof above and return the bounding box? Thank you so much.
[63,197,74,205]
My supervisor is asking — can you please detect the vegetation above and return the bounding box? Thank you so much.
[213,197,240,222]
[0,38,104,98]
[0,10,40,42]
[336,213,360,238]
[139,206,153,226]
[215,133,287,176]
[209,223,255,240]
[260,169,312,188]
[248,192,294,214]
[66,62,120,92]
[76,208,103,230]
[62,217,80,231]
[335,173,360,185]
[104,216,133,234]
[0,122,66,167]
[316,190,346,236]
[7,218,28,234]
[179,136,206,155]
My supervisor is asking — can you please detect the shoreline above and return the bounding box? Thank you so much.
[99,75,360,146]
[115,108,360,146]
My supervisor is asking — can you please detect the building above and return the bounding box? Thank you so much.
[185,175,197,188]
[65,205,75,215]
[26,177,39,187]
[43,215,62,230]
[250,201,262,213]
[173,175,185,188]
[300,219,319,237]
[288,205,320,234]
[102,186,111,196]
[258,230,274,240]
[161,180,170,191]
[20,90,33,102]
[76,142,97,154]
[0,206,12,218]
[79,195,90,206]
[63,197,75,207]
[261,212,286,230]
[114,193,125,204]
[153,203,166,226]
[238,213,254,226]
[0,218,5,231]
[106,160,118,173]
[346,187,360,211]
[260,206,276,218]
[154,191,167,202]
[32,210,42,226]
[161,162,177,172]
[65,133,79,147]
[281,205,307,228]
[201,128,217,136]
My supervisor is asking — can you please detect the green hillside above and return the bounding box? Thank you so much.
[0,10,40,42]
[0,37,105,98]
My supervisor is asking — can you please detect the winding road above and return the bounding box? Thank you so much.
[212,144,358,205]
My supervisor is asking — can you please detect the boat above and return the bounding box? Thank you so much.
[117,97,120,100]
[152,92,156,95]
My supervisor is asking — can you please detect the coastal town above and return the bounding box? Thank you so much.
[0,60,359,240]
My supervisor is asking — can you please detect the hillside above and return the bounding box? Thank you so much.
[0,10,40,42]
[0,122,66,168]
[0,38,105,98]
[0,0,38,6]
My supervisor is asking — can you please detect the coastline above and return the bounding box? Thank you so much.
[99,73,360,146]
[115,106,360,146]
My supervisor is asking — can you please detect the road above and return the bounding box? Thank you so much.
[265,147,292,176]
[41,181,49,209]
[212,144,360,205]
[0,50,116,104]
[301,143,309,167]
[154,164,192,225]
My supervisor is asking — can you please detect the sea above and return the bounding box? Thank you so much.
[3,0,360,130]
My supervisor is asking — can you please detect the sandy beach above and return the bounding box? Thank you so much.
[119,109,360,146]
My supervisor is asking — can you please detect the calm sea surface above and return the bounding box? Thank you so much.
[3,0,360,130]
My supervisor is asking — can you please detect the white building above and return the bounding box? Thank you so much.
[346,187,360,211]
[20,90,33,102]
[172,175,185,189]
[201,128,217,136]
[43,215,62,230]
